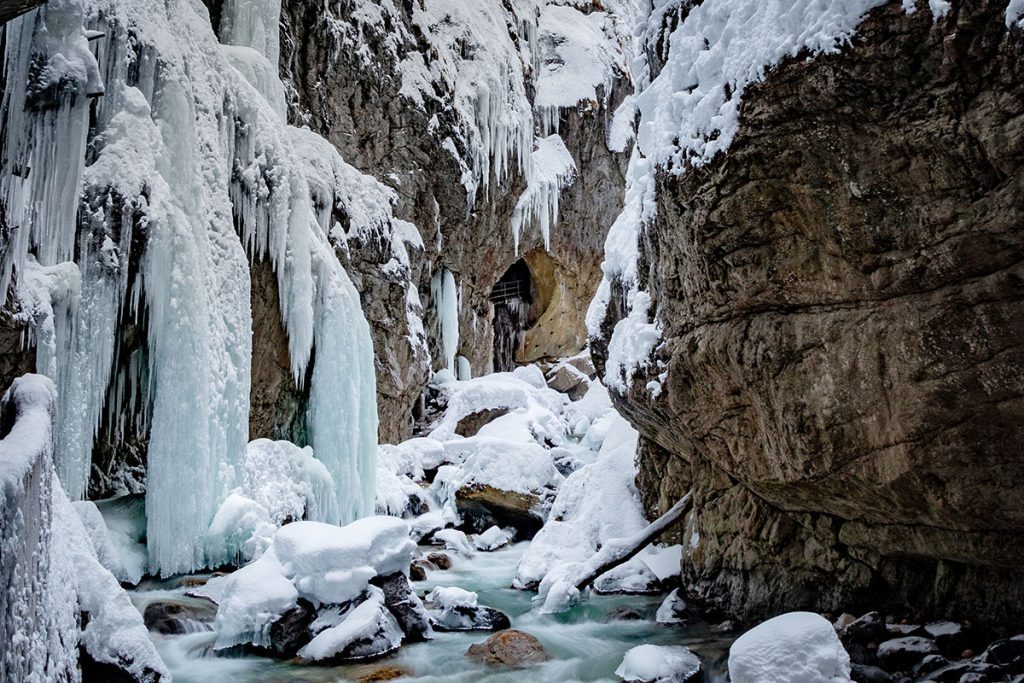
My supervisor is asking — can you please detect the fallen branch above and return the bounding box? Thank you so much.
[573,490,693,592]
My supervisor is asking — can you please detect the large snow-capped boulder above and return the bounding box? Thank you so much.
[211,517,415,651]
[437,436,563,535]
[728,612,851,683]
[615,644,702,683]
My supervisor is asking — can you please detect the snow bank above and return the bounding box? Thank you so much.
[515,412,647,589]
[213,517,415,649]
[729,612,852,683]
[428,371,573,445]
[51,480,169,681]
[616,644,702,683]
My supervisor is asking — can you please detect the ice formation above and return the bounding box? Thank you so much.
[0,375,166,680]
[1,0,392,575]
[511,135,578,254]
[431,268,461,373]
[728,612,852,683]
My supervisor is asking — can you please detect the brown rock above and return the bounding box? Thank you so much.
[465,629,550,667]
[455,408,511,438]
[455,484,545,536]
[594,0,1024,627]
[350,664,413,682]
[426,552,453,570]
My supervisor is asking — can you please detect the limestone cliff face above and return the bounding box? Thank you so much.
[281,1,629,442]
[593,0,1024,625]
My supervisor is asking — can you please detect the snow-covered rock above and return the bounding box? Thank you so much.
[515,413,648,590]
[656,589,695,625]
[298,586,404,662]
[729,612,852,683]
[615,644,703,683]
[474,526,513,551]
[425,586,511,632]
[212,517,414,649]
[432,528,474,554]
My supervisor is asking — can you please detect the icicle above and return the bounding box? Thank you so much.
[511,134,577,253]
[306,243,378,525]
[431,268,460,373]
[219,0,282,68]
[0,1,108,501]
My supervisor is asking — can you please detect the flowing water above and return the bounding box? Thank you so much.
[130,543,733,682]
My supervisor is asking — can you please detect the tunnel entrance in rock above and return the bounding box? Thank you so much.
[490,259,535,373]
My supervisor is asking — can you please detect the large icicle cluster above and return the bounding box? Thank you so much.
[396,0,631,246]
[0,0,412,576]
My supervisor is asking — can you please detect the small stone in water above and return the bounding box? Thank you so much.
[466,629,550,667]
[427,552,452,569]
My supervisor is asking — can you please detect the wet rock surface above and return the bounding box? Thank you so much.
[142,599,217,636]
[834,610,1024,682]
[596,0,1024,626]
[465,629,551,667]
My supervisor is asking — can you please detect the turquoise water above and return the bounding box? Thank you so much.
[132,543,732,682]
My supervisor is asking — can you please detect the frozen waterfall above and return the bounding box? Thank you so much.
[1,0,382,575]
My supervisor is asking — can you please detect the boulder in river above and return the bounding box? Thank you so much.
[465,629,551,667]
[455,484,546,537]
[266,599,317,658]
[615,644,703,683]
[371,572,433,643]
[425,586,511,632]
[142,598,217,635]
[876,636,939,672]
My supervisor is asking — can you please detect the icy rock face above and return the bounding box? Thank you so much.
[591,0,1024,625]
[281,0,633,424]
[728,612,851,683]
[1,0,398,575]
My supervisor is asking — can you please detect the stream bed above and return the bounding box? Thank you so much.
[130,543,733,682]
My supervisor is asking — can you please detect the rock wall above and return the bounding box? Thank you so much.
[281,1,629,441]
[594,0,1024,626]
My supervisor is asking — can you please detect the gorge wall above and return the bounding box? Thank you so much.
[592,0,1024,626]
[278,0,631,441]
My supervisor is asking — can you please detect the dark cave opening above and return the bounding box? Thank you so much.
[490,259,534,373]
